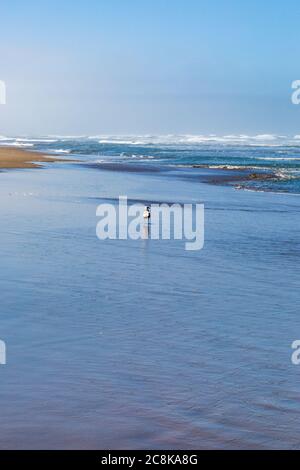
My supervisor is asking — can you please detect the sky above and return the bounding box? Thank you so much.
[0,0,300,136]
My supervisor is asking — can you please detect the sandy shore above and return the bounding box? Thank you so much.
[0,147,64,169]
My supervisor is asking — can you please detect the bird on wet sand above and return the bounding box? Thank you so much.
[143,205,151,220]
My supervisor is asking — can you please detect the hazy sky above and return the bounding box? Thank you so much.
[0,0,300,135]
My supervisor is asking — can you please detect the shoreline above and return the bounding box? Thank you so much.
[85,160,283,194]
[0,147,65,169]
[0,145,297,195]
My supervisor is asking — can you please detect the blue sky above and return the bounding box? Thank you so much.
[0,0,299,135]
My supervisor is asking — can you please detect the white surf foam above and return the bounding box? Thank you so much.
[52,149,71,154]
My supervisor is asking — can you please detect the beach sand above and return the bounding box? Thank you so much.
[0,147,64,169]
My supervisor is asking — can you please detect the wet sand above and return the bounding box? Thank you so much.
[0,162,299,449]
[84,159,277,194]
[0,147,64,169]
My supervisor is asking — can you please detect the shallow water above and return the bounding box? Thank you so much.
[1,135,300,193]
[0,162,299,449]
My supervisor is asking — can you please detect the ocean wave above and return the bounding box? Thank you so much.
[82,134,298,146]
[274,170,299,180]
[208,164,259,170]
[98,139,147,145]
[0,136,15,141]
[0,142,34,148]
[2,133,300,147]
[256,157,300,161]
[52,149,71,154]
[175,163,268,171]
[15,138,58,143]
[124,154,156,160]
[47,135,87,140]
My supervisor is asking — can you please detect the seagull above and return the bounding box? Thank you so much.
[143,205,151,220]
